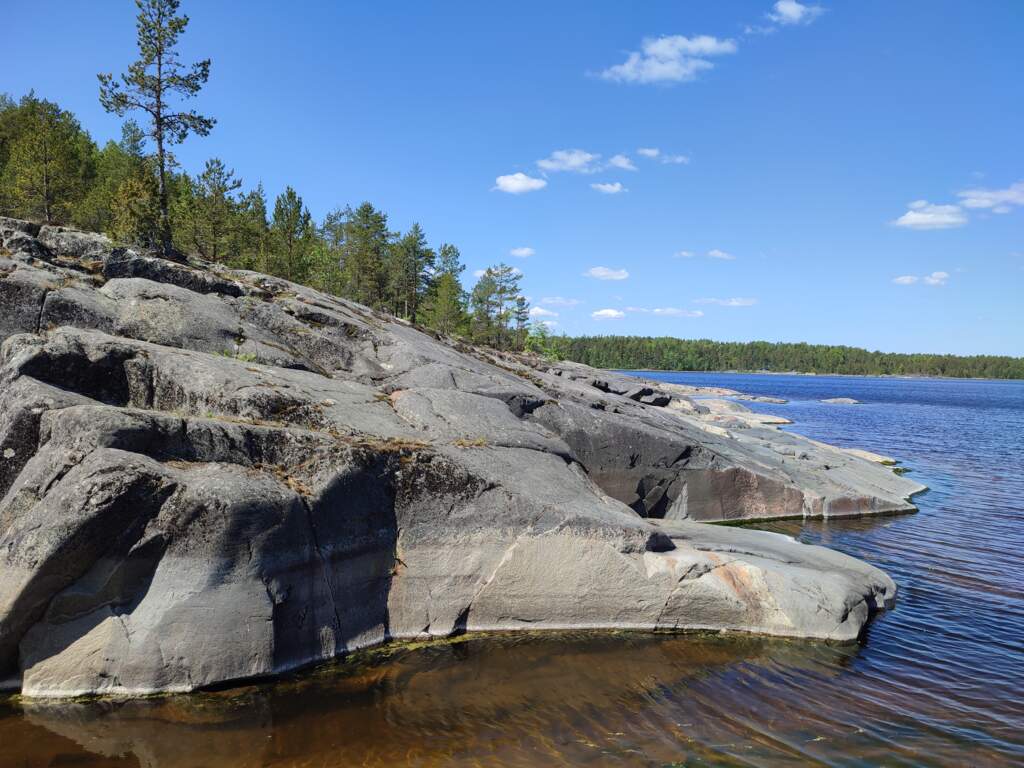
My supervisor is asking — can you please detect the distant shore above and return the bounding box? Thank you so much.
[613,368,1022,383]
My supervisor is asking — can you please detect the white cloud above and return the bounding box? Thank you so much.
[768,1,824,25]
[892,200,967,230]
[636,147,689,165]
[694,297,757,306]
[591,182,626,194]
[600,35,738,85]
[529,306,558,318]
[509,246,535,258]
[892,272,950,286]
[608,154,637,171]
[541,296,581,307]
[957,180,1024,212]
[537,149,600,173]
[584,266,629,280]
[653,307,703,317]
[675,250,695,258]
[707,248,736,260]
[592,308,625,319]
[540,320,558,328]
[494,173,547,194]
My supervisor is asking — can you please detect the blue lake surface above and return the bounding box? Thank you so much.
[2,372,1022,767]
[630,371,1024,765]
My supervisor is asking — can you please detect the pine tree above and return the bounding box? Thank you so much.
[435,243,465,277]
[339,202,392,309]
[514,295,530,351]
[421,272,468,336]
[469,264,525,349]
[231,184,270,271]
[421,242,468,335]
[270,186,313,283]
[470,270,500,346]
[0,96,92,223]
[76,120,150,232]
[110,169,161,246]
[191,157,241,261]
[98,0,214,257]
[389,223,435,321]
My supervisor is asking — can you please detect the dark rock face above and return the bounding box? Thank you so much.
[0,222,922,697]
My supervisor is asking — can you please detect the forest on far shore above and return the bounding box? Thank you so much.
[535,334,1024,379]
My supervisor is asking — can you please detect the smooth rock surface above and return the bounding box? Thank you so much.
[0,221,922,697]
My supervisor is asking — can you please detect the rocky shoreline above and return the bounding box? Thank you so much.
[0,219,924,698]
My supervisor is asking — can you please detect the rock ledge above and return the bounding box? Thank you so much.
[0,221,922,697]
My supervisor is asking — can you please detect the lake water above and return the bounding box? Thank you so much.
[2,372,1023,767]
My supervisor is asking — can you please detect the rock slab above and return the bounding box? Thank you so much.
[0,222,922,697]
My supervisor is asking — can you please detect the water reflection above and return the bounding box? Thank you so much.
[7,632,864,768]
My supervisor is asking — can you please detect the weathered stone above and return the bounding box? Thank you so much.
[0,219,923,698]
[37,225,111,259]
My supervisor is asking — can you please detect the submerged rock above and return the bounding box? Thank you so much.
[0,221,923,697]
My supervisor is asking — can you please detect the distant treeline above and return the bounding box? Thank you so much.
[543,336,1024,379]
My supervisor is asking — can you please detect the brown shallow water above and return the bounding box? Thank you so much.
[2,373,1023,766]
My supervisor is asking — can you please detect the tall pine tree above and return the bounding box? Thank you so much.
[99,0,214,257]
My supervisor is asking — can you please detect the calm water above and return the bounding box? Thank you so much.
[2,373,1023,767]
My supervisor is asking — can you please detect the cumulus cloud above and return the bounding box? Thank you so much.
[892,200,967,230]
[675,250,695,258]
[707,248,736,260]
[591,182,626,194]
[494,173,547,194]
[509,246,535,258]
[529,306,558,318]
[957,180,1024,212]
[635,147,690,164]
[600,35,737,84]
[694,297,757,306]
[584,266,629,280]
[541,296,581,307]
[768,0,824,25]
[537,149,600,173]
[540,320,558,328]
[608,154,637,171]
[592,308,625,319]
[892,272,949,286]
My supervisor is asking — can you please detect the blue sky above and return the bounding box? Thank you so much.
[5,0,1023,355]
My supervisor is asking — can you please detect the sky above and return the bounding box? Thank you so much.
[5,0,1023,355]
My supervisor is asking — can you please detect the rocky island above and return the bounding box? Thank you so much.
[0,219,925,698]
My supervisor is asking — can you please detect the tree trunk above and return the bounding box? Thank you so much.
[155,42,172,256]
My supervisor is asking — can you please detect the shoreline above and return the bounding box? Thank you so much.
[612,368,1022,383]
